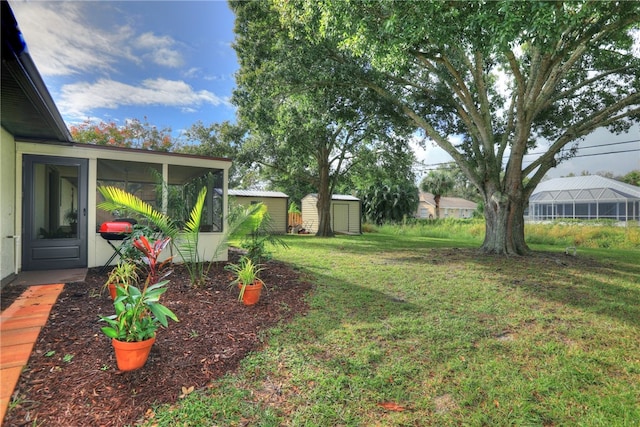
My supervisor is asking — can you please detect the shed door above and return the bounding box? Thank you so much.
[332,203,349,233]
[22,155,88,270]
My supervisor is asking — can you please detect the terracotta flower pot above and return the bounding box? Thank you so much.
[238,281,263,306]
[108,283,117,300]
[111,336,155,371]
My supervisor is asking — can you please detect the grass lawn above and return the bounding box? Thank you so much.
[145,227,640,426]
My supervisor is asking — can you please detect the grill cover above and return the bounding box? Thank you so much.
[99,221,134,240]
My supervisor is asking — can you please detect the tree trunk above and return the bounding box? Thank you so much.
[434,194,441,219]
[316,191,333,236]
[315,157,334,237]
[480,185,529,255]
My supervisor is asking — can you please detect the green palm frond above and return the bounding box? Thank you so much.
[97,186,178,238]
[178,186,206,266]
[230,203,267,240]
[183,187,207,234]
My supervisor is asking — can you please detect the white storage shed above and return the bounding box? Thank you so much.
[228,190,289,233]
[301,194,361,234]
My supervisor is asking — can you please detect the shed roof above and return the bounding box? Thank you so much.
[530,176,640,202]
[229,189,288,198]
[303,194,360,202]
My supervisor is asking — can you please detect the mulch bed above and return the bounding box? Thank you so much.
[1,249,313,426]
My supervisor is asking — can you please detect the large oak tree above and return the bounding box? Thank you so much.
[274,0,640,253]
[231,0,414,236]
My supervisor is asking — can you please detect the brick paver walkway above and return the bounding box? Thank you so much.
[0,284,64,425]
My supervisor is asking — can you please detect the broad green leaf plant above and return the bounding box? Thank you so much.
[98,185,265,286]
[100,236,178,342]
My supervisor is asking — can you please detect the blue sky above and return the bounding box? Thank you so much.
[9,0,237,138]
[8,0,640,179]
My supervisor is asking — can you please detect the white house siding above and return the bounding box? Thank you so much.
[15,141,231,270]
[301,194,361,234]
[1,127,17,283]
[416,192,477,219]
[228,191,288,234]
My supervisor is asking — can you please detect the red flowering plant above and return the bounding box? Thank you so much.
[100,235,178,342]
[133,235,173,287]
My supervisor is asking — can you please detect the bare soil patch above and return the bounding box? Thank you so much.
[2,250,313,426]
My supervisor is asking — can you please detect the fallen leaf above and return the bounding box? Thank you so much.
[179,385,195,398]
[494,399,500,408]
[377,402,406,412]
[144,408,155,419]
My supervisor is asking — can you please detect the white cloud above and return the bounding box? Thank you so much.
[9,1,184,75]
[148,47,184,68]
[183,67,202,78]
[10,1,138,76]
[134,32,173,50]
[135,32,184,67]
[58,78,229,118]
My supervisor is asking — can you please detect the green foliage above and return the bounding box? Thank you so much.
[224,257,265,302]
[525,221,640,250]
[100,236,178,342]
[620,170,640,187]
[420,169,455,219]
[98,185,222,287]
[98,186,175,237]
[238,205,289,265]
[231,0,416,237]
[288,201,301,214]
[104,261,139,294]
[180,187,208,286]
[178,121,251,188]
[359,182,419,225]
[271,0,640,254]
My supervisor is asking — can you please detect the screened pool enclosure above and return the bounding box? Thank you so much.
[528,176,640,222]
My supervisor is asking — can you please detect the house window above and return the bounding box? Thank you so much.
[96,159,224,232]
[168,165,223,232]
[96,159,162,229]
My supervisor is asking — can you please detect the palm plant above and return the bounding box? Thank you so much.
[420,169,455,219]
[180,186,207,286]
[98,185,264,286]
[240,207,289,265]
[98,185,203,283]
[224,256,265,302]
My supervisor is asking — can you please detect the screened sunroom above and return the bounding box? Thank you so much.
[528,175,640,222]
[14,141,231,272]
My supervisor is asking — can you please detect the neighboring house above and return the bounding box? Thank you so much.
[301,194,361,234]
[228,189,289,234]
[529,175,640,222]
[416,192,477,219]
[1,2,231,285]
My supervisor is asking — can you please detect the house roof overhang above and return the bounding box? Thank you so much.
[1,0,72,143]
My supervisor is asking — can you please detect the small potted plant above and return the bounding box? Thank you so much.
[100,235,178,371]
[225,256,265,306]
[104,261,139,300]
[64,209,78,234]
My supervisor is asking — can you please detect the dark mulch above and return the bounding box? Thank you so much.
[1,250,313,426]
